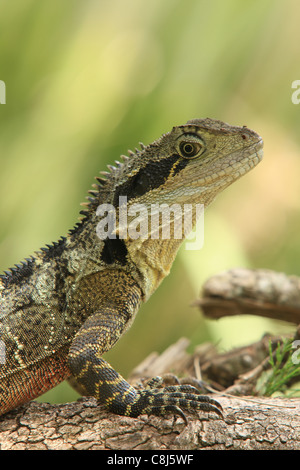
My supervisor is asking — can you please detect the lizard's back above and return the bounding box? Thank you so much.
[0,242,73,414]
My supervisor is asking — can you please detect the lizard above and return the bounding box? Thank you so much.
[0,118,263,422]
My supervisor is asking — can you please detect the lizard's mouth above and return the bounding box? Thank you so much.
[200,139,263,185]
[215,137,263,178]
[226,139,264,178]
[181,139,263,202]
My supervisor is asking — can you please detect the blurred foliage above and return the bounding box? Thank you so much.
[256,339,300,397]
[0,0,300,404]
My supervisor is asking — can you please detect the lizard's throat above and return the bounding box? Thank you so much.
[127,237,183,301]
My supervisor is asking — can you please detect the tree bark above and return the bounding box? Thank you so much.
[0,395,299,450]
[1,267,299,450]
[196,267,300,323]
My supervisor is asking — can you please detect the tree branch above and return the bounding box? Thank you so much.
[196,267,300,323]
[0,395,299,450]
[1,268,300,450]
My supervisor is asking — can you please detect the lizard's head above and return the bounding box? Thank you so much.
[82,118,263,298]
[89,118,263,244]
[110,117,263,210]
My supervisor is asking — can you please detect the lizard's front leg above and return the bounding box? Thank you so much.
[68,308,222,422]
[68,309,137,415]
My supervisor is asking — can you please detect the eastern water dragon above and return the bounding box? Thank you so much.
[0,118,263,421]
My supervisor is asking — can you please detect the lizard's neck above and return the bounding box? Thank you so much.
[127,237,182,301]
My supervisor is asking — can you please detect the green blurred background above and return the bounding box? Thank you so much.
[1,0,300,404]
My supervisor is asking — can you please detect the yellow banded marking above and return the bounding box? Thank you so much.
[75,362,91,379]
[68,344,98,358]
[104,393,122,406]
[121,384,136,400]
[4,325,27,369]
[167,160,182,180]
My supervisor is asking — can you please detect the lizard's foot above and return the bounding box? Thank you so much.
[123,382,223,424]
[143,374,214,394]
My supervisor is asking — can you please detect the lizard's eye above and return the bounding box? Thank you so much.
[179,141,203,159]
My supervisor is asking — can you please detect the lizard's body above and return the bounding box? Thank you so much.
[0,119,263,419]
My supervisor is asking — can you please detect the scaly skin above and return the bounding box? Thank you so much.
[0,118,263,420]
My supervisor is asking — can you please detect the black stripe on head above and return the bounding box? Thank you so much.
[113,154,189,206]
